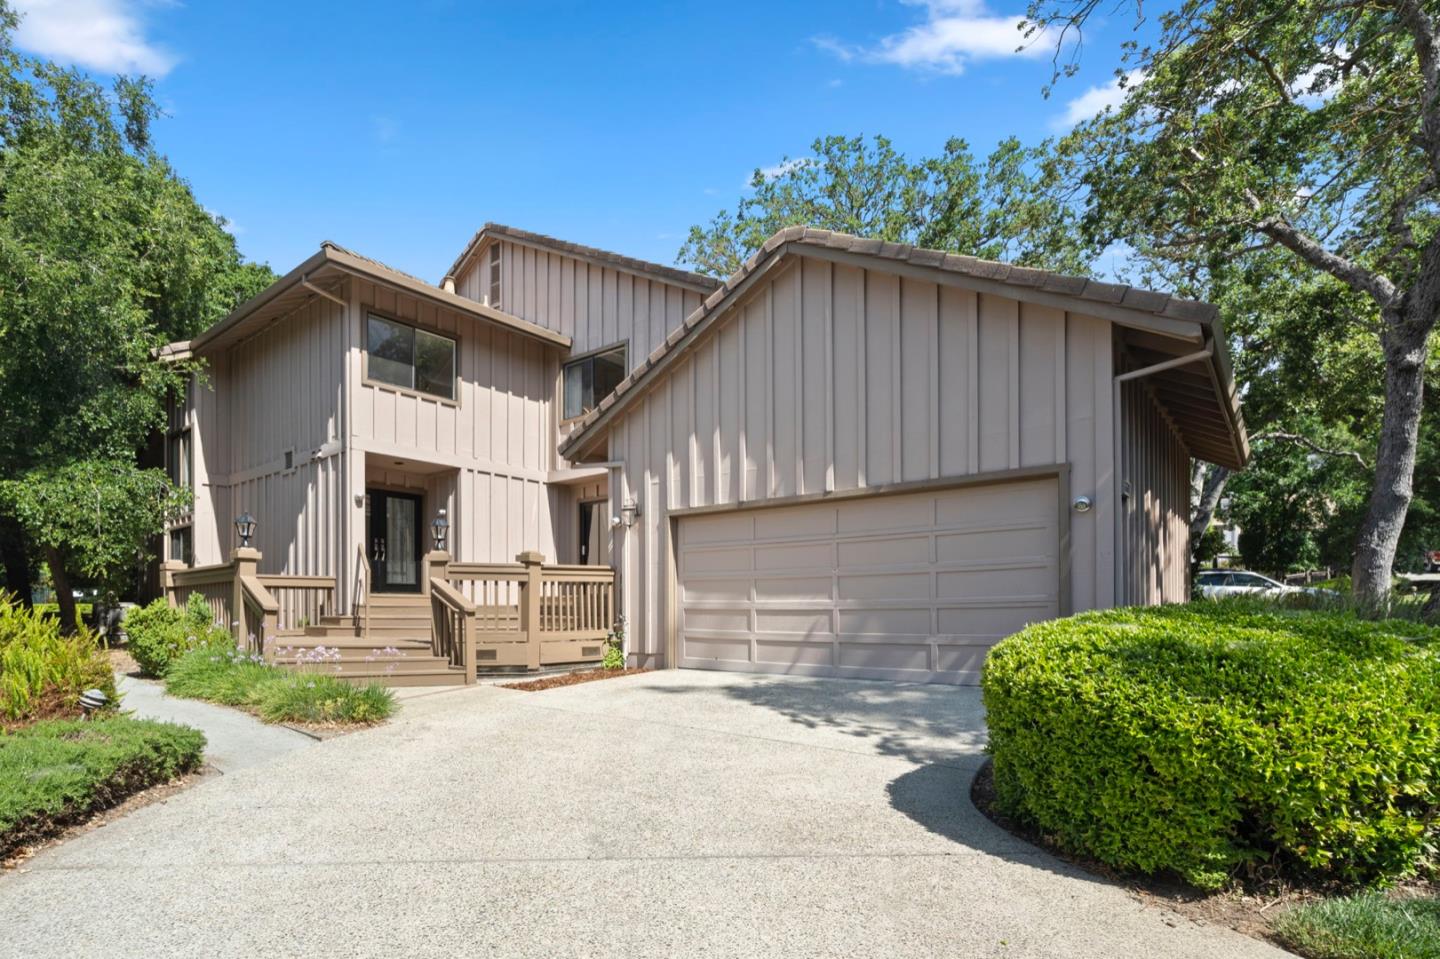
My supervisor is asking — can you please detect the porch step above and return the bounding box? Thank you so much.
[277,635,432,652]
[304,622,432,639]
[274,655,454,672]
[362,594,432,608]
[320,612,432,628]
[329,665,469,687]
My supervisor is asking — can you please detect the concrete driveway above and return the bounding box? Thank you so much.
[1,671,1291,959]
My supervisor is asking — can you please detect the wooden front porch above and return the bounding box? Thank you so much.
[160,549,617,686]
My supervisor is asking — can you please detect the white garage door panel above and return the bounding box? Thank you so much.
[676,478,1061,685]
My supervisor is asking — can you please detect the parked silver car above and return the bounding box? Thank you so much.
[1195,569,1292,599]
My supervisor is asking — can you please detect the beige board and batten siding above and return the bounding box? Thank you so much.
[454,239,707,375]
[601,255,1119,669]
[345,277,564,595]
[192,293,348,589]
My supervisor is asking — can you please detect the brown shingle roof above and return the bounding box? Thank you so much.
[559,225,1244,466]
[442,223,722,294]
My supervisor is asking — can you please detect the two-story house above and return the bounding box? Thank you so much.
[156,223,1247,686]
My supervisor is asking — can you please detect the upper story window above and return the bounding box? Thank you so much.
[563,344,626,420]
[165,379,192,490]
[367,313,457,401]
[487,245,501,308]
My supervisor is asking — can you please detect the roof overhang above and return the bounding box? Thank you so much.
[560,226,1249,471]
[183,243,571,356]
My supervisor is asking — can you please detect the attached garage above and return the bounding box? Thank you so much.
[560,226,1249,684]
[676,475,1061,684]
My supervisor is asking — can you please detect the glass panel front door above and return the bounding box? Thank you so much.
[368,490,422,592]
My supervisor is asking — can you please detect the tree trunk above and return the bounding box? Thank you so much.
[0,512,33,608]
[1189,464,1232,549]
[1352,318,1431,603]
[45,546,78,635]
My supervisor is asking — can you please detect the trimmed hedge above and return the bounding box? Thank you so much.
[982,600,1440,889]
[1,716,205,856]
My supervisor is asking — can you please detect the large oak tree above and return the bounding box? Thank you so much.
[1029,0,1440,601]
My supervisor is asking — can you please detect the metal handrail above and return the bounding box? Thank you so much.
[353,544,370,643]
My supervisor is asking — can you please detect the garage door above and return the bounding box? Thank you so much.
[676,478,1060,685]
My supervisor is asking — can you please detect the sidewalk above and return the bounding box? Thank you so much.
[116,674,315,773]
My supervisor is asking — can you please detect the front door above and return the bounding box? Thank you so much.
[368,490,423,592]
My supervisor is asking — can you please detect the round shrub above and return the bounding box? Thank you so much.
[981,601,1440,890]
[123,593,229,677]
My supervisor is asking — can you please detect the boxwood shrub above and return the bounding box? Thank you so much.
[982,600,1440,890]
[123,593,230,677]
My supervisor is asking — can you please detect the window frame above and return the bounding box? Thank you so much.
[362,310,459,404]
[561,342,628,423]
[487,244,502,308]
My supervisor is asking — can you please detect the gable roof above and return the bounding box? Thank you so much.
[443,222,722,295]
[559,225,1249,469]
[187,241,570,354]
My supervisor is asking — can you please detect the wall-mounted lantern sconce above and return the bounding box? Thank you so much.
[235,511,256,547]
[619,499,641,529]
[1072,495,1093,513]
[431,508,450,551]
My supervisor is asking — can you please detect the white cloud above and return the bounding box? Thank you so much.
[814,0,1043,75]
[743,157,816,189]
[1054,69,1145,128]
[11,0,176,76]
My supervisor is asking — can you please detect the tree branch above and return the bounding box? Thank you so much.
[1251,430,1371,469]
[1392,0,1440,178]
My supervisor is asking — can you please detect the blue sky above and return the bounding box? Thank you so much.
[12,0,1141,281]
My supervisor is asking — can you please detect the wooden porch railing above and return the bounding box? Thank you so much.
[162,547,337,659]
[434,551,615,674]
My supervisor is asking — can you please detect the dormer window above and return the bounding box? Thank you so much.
[488,245,501,308]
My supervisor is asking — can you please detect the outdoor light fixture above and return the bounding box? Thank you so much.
[79,688,108,716]
[431,508,450,551]
[1072,495,1093,513]
[235,511,256,548]
[619,499,641,529]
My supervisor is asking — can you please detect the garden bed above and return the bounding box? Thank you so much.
[0,716,205,861]
[164,644,396,728]
[501,667,651,691]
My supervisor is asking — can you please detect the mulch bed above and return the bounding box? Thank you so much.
[501,667,652,691]
[970,758,1439,948]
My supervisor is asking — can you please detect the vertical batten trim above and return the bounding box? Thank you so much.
[765,285,775,497]
[738,313,748,501]
[712,338,721,504]
[1055,312,1068,464]
[890,278,902,482]
[929,284,940,479]
[824,262,835,493]
[857,270,868,488]
[965,291,979,474]
[795,262,805,495]
[1008,301,1021,470]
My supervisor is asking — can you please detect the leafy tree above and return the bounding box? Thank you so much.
[1026,0,1440,602]
[0,4,273,630]
[678,134,1094,277]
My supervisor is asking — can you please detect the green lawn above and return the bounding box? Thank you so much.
[0,716,205,857]
[1274,894,1440,959]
